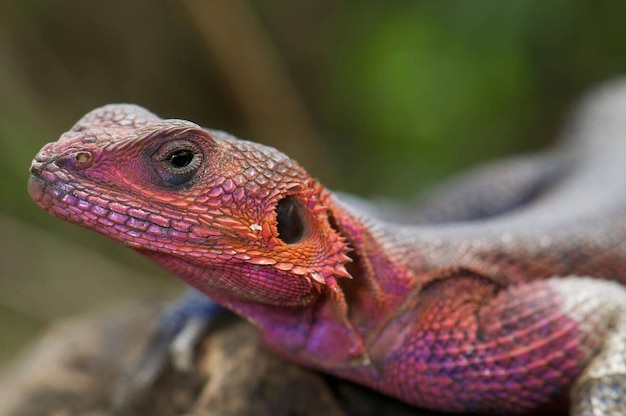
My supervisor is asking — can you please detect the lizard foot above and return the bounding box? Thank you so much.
[570,304,626,416]
[110,289,225,412]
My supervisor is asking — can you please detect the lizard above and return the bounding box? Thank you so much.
[27,80,626,415]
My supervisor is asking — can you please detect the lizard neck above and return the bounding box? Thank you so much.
[329,195,419,309]
[214,291,372,370]
[323,196,423,358]
[141,249,372,370]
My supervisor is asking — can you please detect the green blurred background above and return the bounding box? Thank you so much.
[2,0,626,366]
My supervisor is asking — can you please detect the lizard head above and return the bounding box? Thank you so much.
[28,104,353,307]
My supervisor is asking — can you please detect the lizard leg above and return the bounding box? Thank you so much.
[387,275,626,414]
[156,289,224,372]
[570,306,626,416]
[111,289,225,410]
[478,276,626,415]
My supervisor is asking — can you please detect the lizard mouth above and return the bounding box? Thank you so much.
[28,166,68,211]
[28,158,71,209]
[27,174,46,205]
[28,160,47,201]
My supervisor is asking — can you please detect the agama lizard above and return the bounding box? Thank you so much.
[27,81,626,415]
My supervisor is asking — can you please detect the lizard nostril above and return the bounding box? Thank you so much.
[75,151,92,166]
[56,151,94,170]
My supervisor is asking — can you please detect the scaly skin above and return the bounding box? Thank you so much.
[28,82,626,415]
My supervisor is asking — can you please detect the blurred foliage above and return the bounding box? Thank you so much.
[1,0,626,365]
[326,1,537,193]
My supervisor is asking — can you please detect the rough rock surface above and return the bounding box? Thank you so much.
[0,299,437,416]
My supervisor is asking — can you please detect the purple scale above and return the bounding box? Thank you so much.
[87,195,108,207]
[232,174,246,186]
[164,243,181,252]
[265,159,276,170]
[76,199,92,211]
[222,179,235,193]
[113,223,132,233]
[91,204,109,217]
[243,167,258,180]
[127,207,149,220]
[56,170,70,181]
[73,190,89,200]
[147,224,166,236]
[48,186,63,199]
[82,210,98,221]
[108,211,129,225]
[97,216,114,227]
[149,240,164,248]
[148,213,171,228]
[171,220,192,232]
[109,202,128,214]
[210,176,225,186]
[203,198,223,208]
[60,193,77,206]
[195,194,210,203]
[245,182,260,197]
[127,217,150,231]
[127,230,143,239]
[221,194,233,204]
[190,225,221,237]
[40,170,55,182]
[168,229,188,240]
[160,210,183,220]
[208,187,223,197]
[52,205,70,217]
[233,188,246,202]
[255,175,269,186]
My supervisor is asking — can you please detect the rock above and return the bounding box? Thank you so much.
[0,299,436,416]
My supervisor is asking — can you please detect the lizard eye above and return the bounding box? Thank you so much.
[276,196,305,244]
[153,139,203,187]
[167,149,196,170]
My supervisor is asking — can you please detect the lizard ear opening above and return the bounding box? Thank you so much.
[276,196,305,244]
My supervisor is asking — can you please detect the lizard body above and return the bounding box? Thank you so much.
[28,82,626,415]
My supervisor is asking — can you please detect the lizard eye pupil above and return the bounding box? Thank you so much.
[276,197,304,244]
[168,149,194,169]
